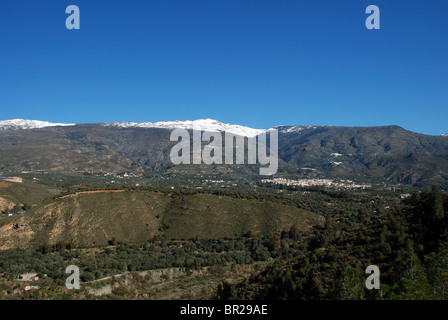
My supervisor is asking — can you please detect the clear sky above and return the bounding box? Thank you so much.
[0,0,447,135]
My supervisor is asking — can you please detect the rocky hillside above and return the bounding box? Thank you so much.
[0,190,322,250]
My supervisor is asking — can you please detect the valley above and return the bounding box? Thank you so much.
[0,120,447,300]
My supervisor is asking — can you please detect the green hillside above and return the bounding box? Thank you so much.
[0,179,59,206]
[277,125,448,185]
[0,190,322,250]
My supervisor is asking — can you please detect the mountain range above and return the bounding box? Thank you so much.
[1,119,447,186]
[1,118,447,137]
[0,118,264,137]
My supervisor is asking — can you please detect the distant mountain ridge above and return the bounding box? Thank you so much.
[101,118,265,137]
[0,118,264,137]
[0,119,74,132]
[0,119,447,186]
[1,118,446,137]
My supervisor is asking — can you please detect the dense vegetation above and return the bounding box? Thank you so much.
[0,233,306,286]
[1,176,447,300]
[217,187,448,300]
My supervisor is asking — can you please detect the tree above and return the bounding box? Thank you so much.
[388,240,430,299]
[332,262,365,300]
[108,237,118,246]
[217,281,237,300]
[288,224,300,241]
[425,242,448,299]
[430,186,444,223]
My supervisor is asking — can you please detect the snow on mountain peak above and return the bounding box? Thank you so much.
[0,118,265,137]
[0,119,74,132]
[0,118,335,138]
[270,125,323,134]
[103,118,266,137]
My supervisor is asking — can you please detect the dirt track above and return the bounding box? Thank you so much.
[58,190,125,199]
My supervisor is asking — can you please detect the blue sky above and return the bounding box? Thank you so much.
[0,0,447,135]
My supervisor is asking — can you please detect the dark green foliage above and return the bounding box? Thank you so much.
[2,181,447,301]
[332,262,365,300]
[0,235,305,283]
[222,187,448,300]
[217,281,237,300]
[424,242,448,299]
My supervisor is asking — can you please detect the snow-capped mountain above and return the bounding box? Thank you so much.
[0,118,332,137]
[269,125,325,134]
[0,118,263,137]
[0,118,333,138]
[102,118,265,137]
[0,119,74,132]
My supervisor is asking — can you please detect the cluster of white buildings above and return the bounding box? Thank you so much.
[202,179,225,183]
[261,178,371,189]
[103,172,140,179]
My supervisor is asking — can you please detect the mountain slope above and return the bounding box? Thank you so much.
[103,118,265,137]
[276,125,448,185]
[0,121,447,186]
[0,190,321,250]
[0,118,264,137]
